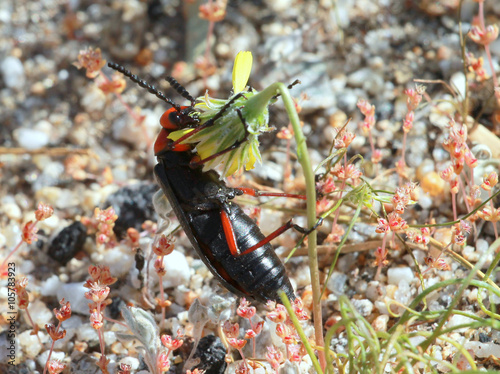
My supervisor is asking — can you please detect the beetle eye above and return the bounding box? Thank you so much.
[168,111,182,128]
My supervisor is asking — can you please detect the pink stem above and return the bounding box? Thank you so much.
[478,1,499,92]
[375,232,388,280]
[43,321,61,374]
[1,220,38,271]
[24,308,42,344]
[489,191,499,239]
[102,316,127,328]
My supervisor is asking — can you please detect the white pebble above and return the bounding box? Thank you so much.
[266,0,293,12]
[2,202,22,220]
[351,299,373,317]
[18,330,43,358]
[1,56,25,89]
[35,187,77,209]
[57,282,88,315]
[40,275,63,297]
[326,271,347,295]
[37,350,65,369]
[366,281,385,301]
[374,300,389,315]
[450,72,467,100]
[475,239,489,253]
[75,323,99,343]
[387,267,414,285]
[25,300,52,328]
[81,85,106,112]
[158,250,191,288]
[20,259,35,275]
[14,128,50,150]
[394,280,412,305]
[173,284,190,306]
[100,245,135,277]
[464,341,500,358]
[119,357,140,370]
[446,314,476,332]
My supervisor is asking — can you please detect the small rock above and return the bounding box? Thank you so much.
[158,250,191,288]
[326,271,348,296]
[35,187,78,209]
[40,275,63,297]
[57,282,88,315]
[450,72,467,99]
[372,314,389,331]
[14,128,50,150]
[81,85,106,112]
[105,182,157,238]
[351,299,374,317]
[99,245,135,278]
[2,202,22,220]
[25,300,52,329]
[183,335,227,374]
[387,267,414,285]
[366,281,385,301]
[394,280,412,306]
[447,314,476,333]
[1,56,25,89]
[37,350,65,370]
[48,222,87,265]
[347,68,385,95]
[75,324,100,346]
[70,351,101,374]
[18,330,43,359]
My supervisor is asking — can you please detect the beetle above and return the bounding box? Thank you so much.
[108,63,318,303]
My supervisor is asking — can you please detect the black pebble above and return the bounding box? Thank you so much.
[105,182,158,238]
[189,335,227,374]
[48,221,87,265]
[479,332,492,343]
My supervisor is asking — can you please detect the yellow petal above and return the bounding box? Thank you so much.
[244,149,257,171]
[168,128,194,141]
[232,51,253,93]
[226,156,240,176]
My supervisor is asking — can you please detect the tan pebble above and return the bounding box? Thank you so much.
[437,45,452,61]
[433,227,453,246]
[420,171,445,197]
[386,284,397,299]
[329,110,348,128]
[372,314,389,332]
[31,81,45,95]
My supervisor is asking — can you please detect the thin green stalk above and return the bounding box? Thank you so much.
[277,82,325,369]
[279,291,323,374]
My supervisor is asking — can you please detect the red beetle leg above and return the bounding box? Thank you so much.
[221,210,240,256]
[236,187,307,200]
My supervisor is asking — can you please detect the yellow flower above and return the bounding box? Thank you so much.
[232,51,253,93]
[168,51,277,178]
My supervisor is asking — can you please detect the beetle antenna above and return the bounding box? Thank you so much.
[165,76,196,106]
[107,62,181,111]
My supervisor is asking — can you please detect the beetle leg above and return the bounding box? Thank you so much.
[221,213,323,257]
[166,92,247,151]
[271,79,301,101]
[220,209,240,256]
[236,187,307,200]
[236,217,323,256]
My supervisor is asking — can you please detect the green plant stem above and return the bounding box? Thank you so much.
[277,82,325,370]
[280,292,323,374]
